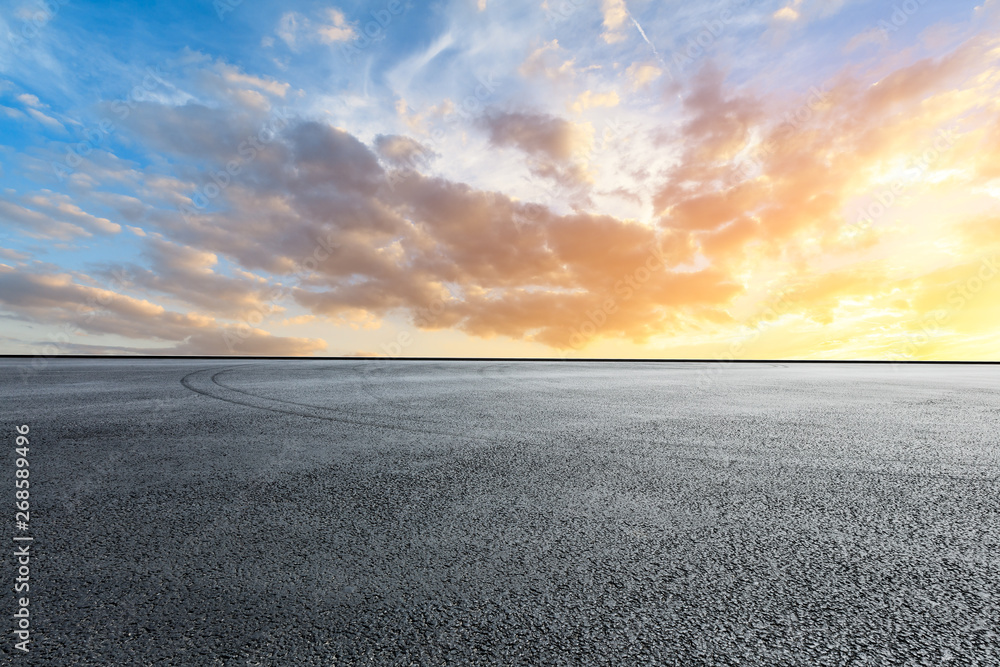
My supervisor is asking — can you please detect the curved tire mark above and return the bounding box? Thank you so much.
[212,366,459,431]
[182,365,994,482]
[212,366,384,418]
[181,367,500,443]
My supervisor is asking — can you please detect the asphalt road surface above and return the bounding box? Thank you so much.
[1,359,998,665]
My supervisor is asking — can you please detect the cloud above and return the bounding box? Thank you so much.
[172,330,327,356]
[519,40,582,83]
[844,27,889,53]
[857,43,983,117]
[0,247,26,260]
[317,8,356,43]
[480,110,594,187]
[102,94,739,348]
[0,193,121,240]
[656,63,761,170]
[652,33,998,288]
[277,9,356,50]
[277,12,304,48]
[121,237,282,318]
[215,63,290,98]
[60,24,998,352]
[0,106,25,120]
[481,111,588,163]
[766,0,856,43]
[177,57,292,110]
[374,134,435,168]
[0,200,90,240]
[601,0,629,44]
[5,7,1000,359]
[570,90,620,113]
[16,93,41,107]
[0,268,325,356]
[772,1,803,22]
[772,0,855,26]
[626,62,662,91]
[26,108,65,132]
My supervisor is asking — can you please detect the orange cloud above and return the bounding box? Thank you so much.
[0,269,325,356]
[10,12,999,359]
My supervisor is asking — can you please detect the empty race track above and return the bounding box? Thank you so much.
[2,359,998,665]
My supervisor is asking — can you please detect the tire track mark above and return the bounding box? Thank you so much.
[181,367,502,444]
[183,366,995,482]
[211,366,438,425]
[213,365,488,436]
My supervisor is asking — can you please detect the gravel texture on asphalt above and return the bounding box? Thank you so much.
[1,359,998,665]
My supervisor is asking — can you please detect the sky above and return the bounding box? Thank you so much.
[1,0,999,360]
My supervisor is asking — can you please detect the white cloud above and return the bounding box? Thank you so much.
[26,108,65,132]
[277,12,304,48]
[601,0,629,44]
[276,8,356,50]
[519,40,585,83]
[626,62,662,91]
[0,105,26,119]
[16,93,42,107]
[773,3,802,22]
[317,8,356,43]
[570,90,620,114]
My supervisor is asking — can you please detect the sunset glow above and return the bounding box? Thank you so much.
[2,0,999,359]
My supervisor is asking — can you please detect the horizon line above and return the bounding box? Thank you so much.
[1,355,999,364]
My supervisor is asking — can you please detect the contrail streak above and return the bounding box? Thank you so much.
[622,1,673,80]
